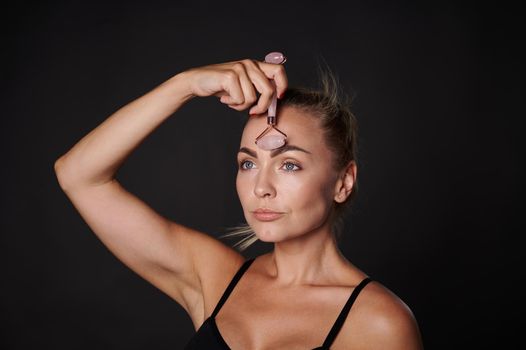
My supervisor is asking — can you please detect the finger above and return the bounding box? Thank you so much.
[218,70,244,105]
[232,62,258,110]
[239,60,275,114]
[247,83,273,115]
[255,61,288,99]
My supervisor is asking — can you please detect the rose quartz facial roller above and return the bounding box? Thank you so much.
[255,52,287,150]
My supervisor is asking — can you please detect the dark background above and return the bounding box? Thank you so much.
[2,1,522,349]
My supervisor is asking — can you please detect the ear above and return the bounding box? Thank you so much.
[333,161,357,203]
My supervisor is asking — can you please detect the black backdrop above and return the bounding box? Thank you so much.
[2,1,522,349]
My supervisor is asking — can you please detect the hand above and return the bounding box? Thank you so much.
[182,59,288,115]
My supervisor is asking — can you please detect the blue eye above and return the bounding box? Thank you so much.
[282,162,300,172]
[240,160,255,170]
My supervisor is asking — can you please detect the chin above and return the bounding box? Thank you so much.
[251,224,288,243]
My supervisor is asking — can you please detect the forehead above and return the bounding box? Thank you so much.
[240,106,327,150]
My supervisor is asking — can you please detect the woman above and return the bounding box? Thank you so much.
[54,56,424,349]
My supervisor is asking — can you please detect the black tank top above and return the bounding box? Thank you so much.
[184,258,372,349]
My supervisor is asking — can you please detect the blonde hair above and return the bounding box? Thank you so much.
[220,66,358,251]
[220,224,258,251]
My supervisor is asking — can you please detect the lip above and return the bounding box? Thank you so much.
[252,208,285,222]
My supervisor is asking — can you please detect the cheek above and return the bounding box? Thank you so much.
[236,169,335,224]
[236,172,250,208]
[282,174,335,218]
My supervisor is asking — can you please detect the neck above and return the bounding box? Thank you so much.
[267,223,346,286]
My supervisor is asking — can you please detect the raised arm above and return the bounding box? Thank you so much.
[53,59,288,326]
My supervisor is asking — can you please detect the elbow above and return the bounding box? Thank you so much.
[54,155,115,192]
[54,155,77,192]
[54,156,69,191]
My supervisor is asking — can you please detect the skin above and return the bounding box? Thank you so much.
[238,108,339,247]
[220,107,424,349]
[54,58,423,349]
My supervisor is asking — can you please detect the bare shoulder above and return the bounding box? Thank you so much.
[337,280,424,350]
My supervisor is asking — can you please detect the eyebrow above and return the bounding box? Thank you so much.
[238,145,312,158]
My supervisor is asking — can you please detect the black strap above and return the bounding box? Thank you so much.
[321,277,372,348]
[211,258,255,318]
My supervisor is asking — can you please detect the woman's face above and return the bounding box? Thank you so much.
[236,106,340,243]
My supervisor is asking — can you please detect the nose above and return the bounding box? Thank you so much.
[254,167,276,198]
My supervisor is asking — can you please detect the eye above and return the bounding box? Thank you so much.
[240,160,256,170]
[282,161,301,172]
